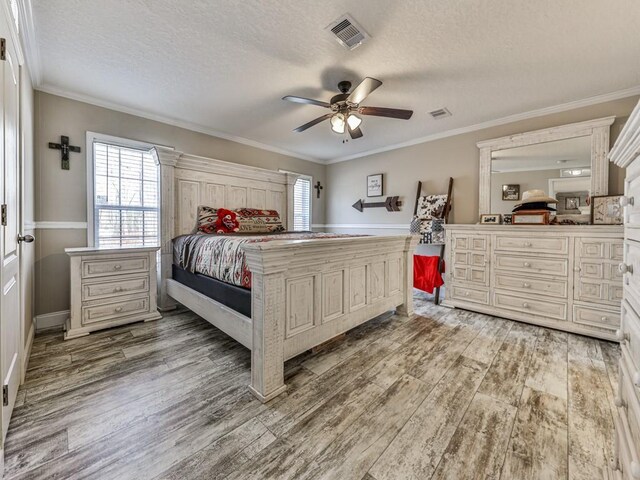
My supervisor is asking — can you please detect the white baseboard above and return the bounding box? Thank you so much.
[35,310,68,331]
[21,321,35,383]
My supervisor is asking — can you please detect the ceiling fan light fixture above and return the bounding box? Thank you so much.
[347,113,362,129]
[330,113,346,134]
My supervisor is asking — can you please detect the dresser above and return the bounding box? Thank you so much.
[65,246,161,340]
[444,224,623,341]
[610,98,640,479]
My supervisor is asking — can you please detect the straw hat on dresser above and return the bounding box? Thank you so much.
[512,189,558,212]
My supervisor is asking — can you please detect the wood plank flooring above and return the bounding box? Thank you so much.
[4,292,620,479]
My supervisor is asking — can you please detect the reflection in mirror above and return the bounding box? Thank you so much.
[490,136,592,223]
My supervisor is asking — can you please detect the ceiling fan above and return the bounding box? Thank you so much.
[282,77,413,140]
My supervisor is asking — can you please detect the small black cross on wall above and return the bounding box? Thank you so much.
[314,181,323,199]
[48,136,81,170]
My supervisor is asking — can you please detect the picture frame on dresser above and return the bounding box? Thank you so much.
[591,194,623,225]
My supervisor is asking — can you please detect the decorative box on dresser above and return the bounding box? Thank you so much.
[610,98,640,479]
[64,246,162,340]
[444,224,623,341]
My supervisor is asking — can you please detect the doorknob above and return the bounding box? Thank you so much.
[17,234,35,243]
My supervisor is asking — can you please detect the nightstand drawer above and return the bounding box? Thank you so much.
[82,275,150,302]
[82,256,149,278]
[82,297,150,325]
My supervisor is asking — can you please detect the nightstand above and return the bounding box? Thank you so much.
[64,246,162,340]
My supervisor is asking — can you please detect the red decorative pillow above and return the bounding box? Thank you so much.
[234,208,285,233]
[215,208,240,234]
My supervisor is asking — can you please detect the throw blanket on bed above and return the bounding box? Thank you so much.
[173,232,361,289]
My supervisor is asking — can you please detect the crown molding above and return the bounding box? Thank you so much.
[327,86,640,164]
[17,0,42,86]
[35,84,325,165]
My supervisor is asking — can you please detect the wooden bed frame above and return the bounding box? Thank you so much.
[154,146,418,402]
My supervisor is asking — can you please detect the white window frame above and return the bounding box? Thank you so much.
[86,132,159,247]
[279,170,313,231]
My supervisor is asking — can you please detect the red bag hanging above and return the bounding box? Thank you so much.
[413,255,445,294]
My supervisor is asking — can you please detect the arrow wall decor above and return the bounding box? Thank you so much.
[352,196,402,212]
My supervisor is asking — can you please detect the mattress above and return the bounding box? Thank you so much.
[172,264,251,317]
[173,231,362,289]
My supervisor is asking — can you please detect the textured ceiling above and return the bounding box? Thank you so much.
[32,0,640,162]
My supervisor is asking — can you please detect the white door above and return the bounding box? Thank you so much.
[0,25,21,440]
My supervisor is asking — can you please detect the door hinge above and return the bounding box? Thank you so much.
[0,38,5,61]
[2,385,8,407]
[1,204,6,226]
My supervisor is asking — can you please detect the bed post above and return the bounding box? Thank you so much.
[244,246,288,402]
[155,146,183,311]
[396,235,419,317]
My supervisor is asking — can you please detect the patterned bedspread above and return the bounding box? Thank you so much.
[173,232,361,289]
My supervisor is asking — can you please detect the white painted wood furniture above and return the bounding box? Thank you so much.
[444,224,623,341]
[65,246,161,340]
[156,148,418,402]
[610,98,640,479]
[477,116,615,216]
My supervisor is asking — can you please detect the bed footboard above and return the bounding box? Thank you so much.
[243,234,418,402]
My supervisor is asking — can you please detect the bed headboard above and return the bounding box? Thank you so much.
[154,146,298,309]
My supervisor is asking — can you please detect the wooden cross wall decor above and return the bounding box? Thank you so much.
[314,181,323,199]
[48,135,81,170]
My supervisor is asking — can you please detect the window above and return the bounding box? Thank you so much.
[89,135,159,247]
[293,176,311,231]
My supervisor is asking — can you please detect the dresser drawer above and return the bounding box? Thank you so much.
[621,300,640,372]
[494,273,567,298]
[494,236,569,255]
[453,251,487,268]
[619,354,640,455]
[624,159,640,228]
[576,238,624,261]
[575,280,624,306]
[573,305,619,331]
[494,254,568,277]
[452,235,488,252]
[82,297,150,325]
[82,256,149,278]
[494,291,567,320]
[449,285,489,305]
[81,275,150,302]
[615,411,640,480]
[623,240,640,301]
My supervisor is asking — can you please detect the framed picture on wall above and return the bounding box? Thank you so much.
[502,184,520,201]
[367,174,383,197]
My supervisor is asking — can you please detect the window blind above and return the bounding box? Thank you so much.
[93,141,159,247]
[293,177,311,231]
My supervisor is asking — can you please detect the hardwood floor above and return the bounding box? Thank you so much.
[4,292,620,479]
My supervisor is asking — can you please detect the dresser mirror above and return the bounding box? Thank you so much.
[477,117,616,217]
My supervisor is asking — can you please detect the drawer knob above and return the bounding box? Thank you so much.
[524,241,532,247]
[115,306,123,313]
[522,283,531,288]
[524,262,531,268]
[464,291,470,296]
[619,263,633,275]
[601,316,608,322]
[114,287,123,292]
[633,371,640,388]
[619,196,635,207]
[114,265,122,270]
[616,329,630,343]
[631,461,640,479]
[522,302,530,308]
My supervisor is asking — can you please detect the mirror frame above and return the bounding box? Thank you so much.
[476,116,615,216]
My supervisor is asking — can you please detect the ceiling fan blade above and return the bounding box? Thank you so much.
[348,124,363,139]
[293,113,333,132]
[346,77,383,105]
[359,106,413,120]
[282,96,331,108]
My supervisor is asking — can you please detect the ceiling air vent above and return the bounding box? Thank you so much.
[326,14,369,50]
[429,108,452,119]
